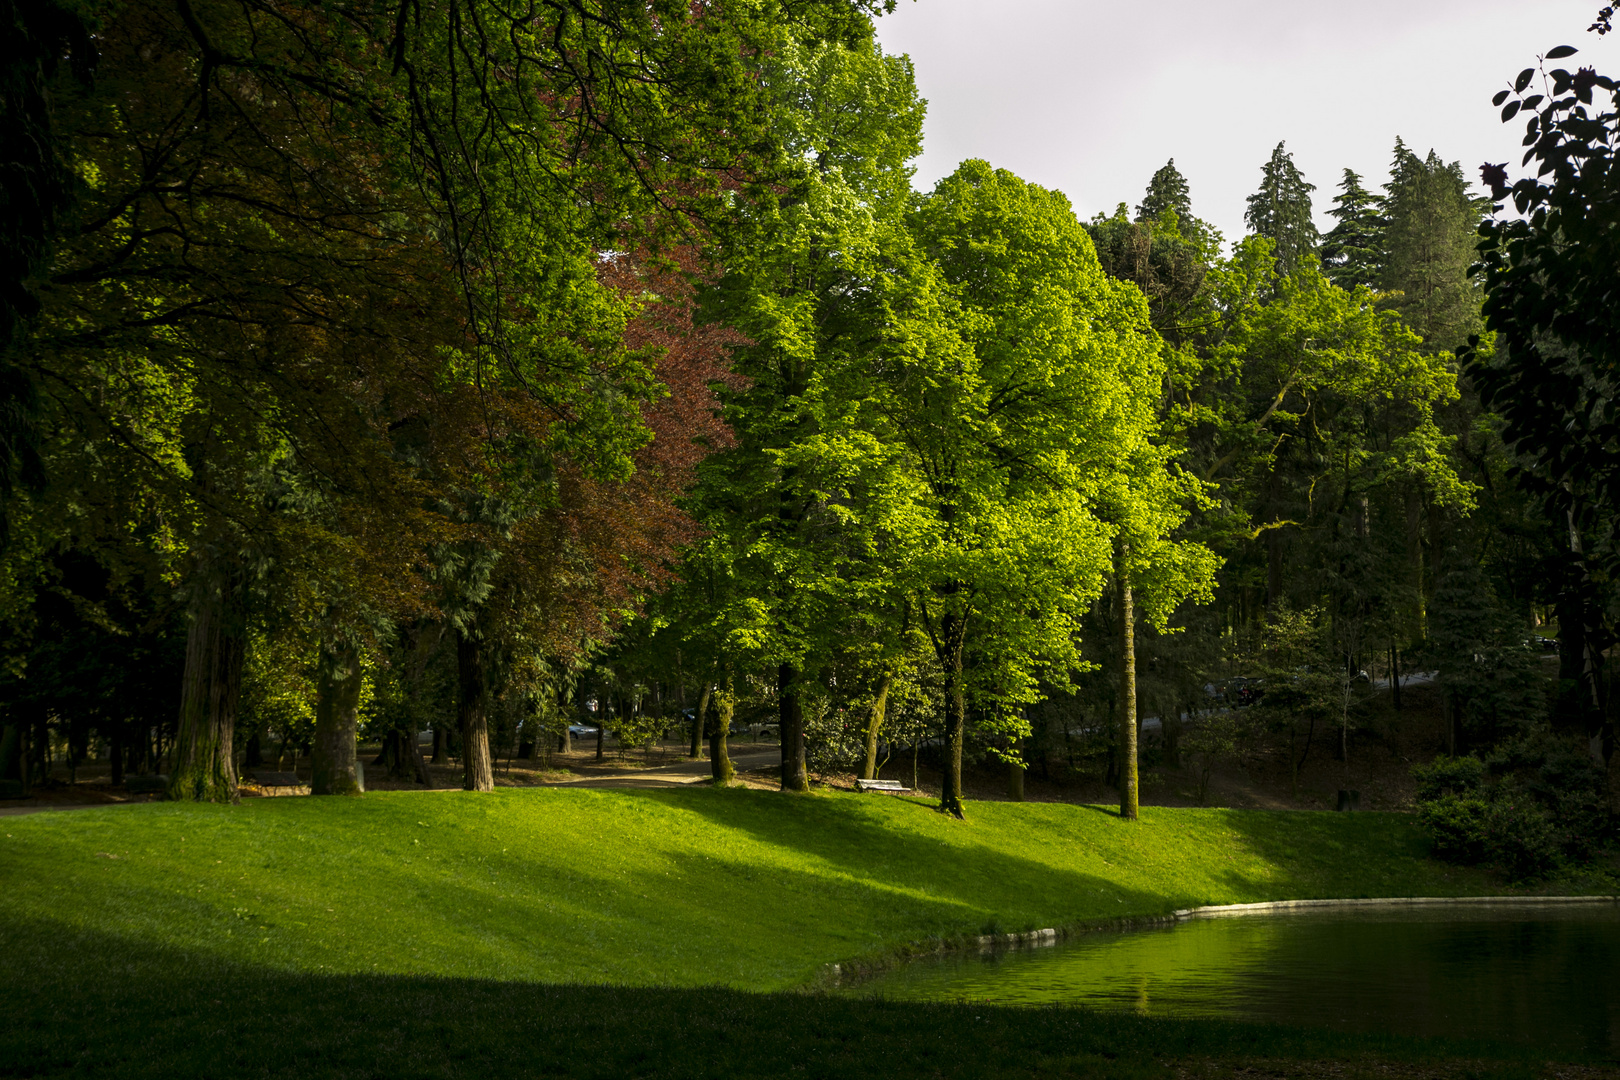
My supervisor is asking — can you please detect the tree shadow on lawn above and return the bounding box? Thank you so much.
[1210,808,1505,900]
[646,787,1187,939]
[0,919,1569,1080]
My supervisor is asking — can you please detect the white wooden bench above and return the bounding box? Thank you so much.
[854,778,909,793]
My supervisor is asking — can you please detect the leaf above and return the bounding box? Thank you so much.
[1545,45,1579,59]
[1516,68,1536,92]
[1522,95,1544,110]
[1502,101,1522,121]
[1493,89,1512,107]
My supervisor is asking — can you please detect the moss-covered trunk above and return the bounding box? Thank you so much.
[690,681,711,759]
[1118,556,1139,822]
[861,673,892,781]
[938,608,966,819]
[710,672,735,784]
[168,559,243,803]
[312,638,364,796]
[456,628,495,792]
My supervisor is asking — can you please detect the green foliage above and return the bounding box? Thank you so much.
[1243,142,1319,279]
[1320,169,1385,291]
[1414,737,1618,881]
[1379,142,1485,354]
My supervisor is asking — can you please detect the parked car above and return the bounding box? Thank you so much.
[567,722,600,741]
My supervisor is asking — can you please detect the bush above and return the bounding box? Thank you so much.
[1412,736,1618,882]
[1411,755,1486,801]
[1415,794,1491,864]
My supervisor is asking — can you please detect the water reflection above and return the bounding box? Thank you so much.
[849,904,1620,1053]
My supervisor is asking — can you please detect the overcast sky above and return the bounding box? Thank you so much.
[874,0,1615,243]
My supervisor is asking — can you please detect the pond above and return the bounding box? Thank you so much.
[847,902,1620,1053]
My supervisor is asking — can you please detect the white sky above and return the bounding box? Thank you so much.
[875,0,1616,243]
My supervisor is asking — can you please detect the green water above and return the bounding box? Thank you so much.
[850,904,1620,1053]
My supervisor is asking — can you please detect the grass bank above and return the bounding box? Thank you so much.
[0,786,1540,989]
[1,787,1610,1077]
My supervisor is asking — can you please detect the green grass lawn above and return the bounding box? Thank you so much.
[0,787,1609,1078]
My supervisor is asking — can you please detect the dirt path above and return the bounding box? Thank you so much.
[546,747,780,789]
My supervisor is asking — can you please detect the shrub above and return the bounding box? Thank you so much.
[1412,735,1618,882]
[1416,794,1491,864]
[1411,755,1486,801]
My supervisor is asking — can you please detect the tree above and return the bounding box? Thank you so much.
[11,0,888,801]
[888,161,1216,818]
[1320,169,1384,291]
[1381,144,1484,353]
[1137,159,1193,228]
[1467,43,1620,801]
[694,33,925,793]
[1244,142,1319,278]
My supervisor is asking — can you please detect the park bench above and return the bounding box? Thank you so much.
[854,778,909,793]
[125,774,168,795]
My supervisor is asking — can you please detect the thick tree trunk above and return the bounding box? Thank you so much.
[710,673,735,784]
[861,673,893,781]
[456,628,494,792]
[311,638,364,796]
[938,609,967,820]
[168,562,243,803]
[1119,561,1139,822]
[778,663,808,792]
[691,681,711,759]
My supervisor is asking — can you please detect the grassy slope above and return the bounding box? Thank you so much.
[0,786,1536,990]
[7,788,1613,1079]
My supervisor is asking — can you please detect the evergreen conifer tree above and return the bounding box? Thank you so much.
[1244,141,1319,277]
[1380,143,1483,352]
[1136,159,1193,223]
[1320,169,1384,290]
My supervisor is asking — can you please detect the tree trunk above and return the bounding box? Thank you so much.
[691,681,710,759]
[431,725,445,764]
[1265,527,1283,609]
[710,672,735,784]
[456,628,494,792]
[1007,758,1024,801]
[1390,644,1402,711]
[312,638,364,796]
[108,721,124,787]
[1119,558,1139,822]
[1162,707,1182,769]
[778,663,808,792]
[243,730,263,769]
[937,609,967,819]
[861,673,893,781]
[168,561,243,803]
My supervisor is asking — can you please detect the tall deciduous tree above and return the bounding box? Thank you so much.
[889,161,1216,818]
[696,34,925,793]
[1468,44,1619,800]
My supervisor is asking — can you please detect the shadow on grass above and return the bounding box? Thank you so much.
[0,919,1581,1080]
